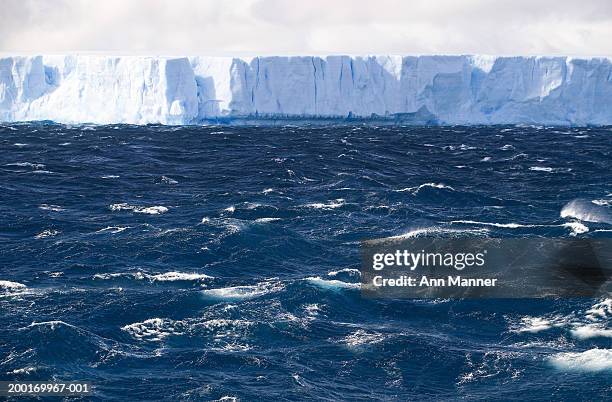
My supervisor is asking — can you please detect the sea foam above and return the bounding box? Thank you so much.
[549,349,612,372]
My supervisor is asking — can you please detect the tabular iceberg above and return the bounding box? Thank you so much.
[1,54,611,125]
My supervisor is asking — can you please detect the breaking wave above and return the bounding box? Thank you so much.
[110,203,169,215]
[304,277,360,290]
[549,349,612,372]
[394,182,455,194]
[201,281,284,301]
[560,199,612,224]
[93,271,213,283]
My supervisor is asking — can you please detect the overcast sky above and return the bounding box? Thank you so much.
[1,0,612,56]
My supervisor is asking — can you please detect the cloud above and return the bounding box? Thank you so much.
[1,0,611,55]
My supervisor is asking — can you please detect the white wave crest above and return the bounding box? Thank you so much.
[96,226,129,234]
[6,162,45,169]
[381,227,490,241]
[549,349,612,372]
[327,268,361,277]
[305,276,360,290]
[195,318,252,333]
[109,203,168,215]
[450,220,535,229]
[512,299,611,340]
[202,281,284,300]
[304,199,345,209]
[39,204,64,212]
[160,176,178,185]
[562,221,589,236]
[586,299,612,321]
[35,229,60,239]
[8,367,37,375]
[395,182,455,194]
[529,166,554,172]
[25,320,77,330]
[570,325,612,340]
[254,217,281,223]
[511,316,555,333]
[0,280,27,291]
[93,271,213,282]
[151,272,213,282]
[561,199,611,224]
[341,330,385,347]
[122,318,184,341]
[592,199,612,207]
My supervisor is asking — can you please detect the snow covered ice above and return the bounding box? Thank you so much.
[1,55,611,125]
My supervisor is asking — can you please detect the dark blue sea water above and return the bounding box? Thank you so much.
[0,124,611,401]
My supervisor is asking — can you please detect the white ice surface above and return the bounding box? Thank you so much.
[1,55,611,125]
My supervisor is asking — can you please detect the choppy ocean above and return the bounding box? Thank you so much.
[0,123,611,401]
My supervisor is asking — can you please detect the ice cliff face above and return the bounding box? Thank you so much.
[1,54,611,125]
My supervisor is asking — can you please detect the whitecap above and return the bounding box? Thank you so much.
[160,176,178,185]
[394,183,455,194]
[586,299,612,321]
[93,271,212,282]
[6,162,45,169]
[303,304,321,317]
[96,226,129,234]
[214,396,237,402]
[341,329,385,347]
[121,318,184,341]
[380,227,489,241]
[592,199,611,207]
[25,320,76,330]
[150,272,213,282]
[304,199,345,209]
[8,367,37,374]
[327,268,361,277]
[511,316,554,333]
[195,318,252,333]
[529,166,554,172]
[224,205,236,213]
[109,203,168,215]
[101,175,120,179]
[304,276,360,290]
[0,280,27,291]
[444,144,476,151]
[13,143,28,147]
[254,217,281,223]
[202,281,283,301]
[570,325,612,340]
[549,349,612,372]
[562,221,589,236]
[262,188,274,194]
[561,199,611,224]
[138,206,168,215]
[35,229,60,239]
[39,204,64,212]
[450,220,535,229]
